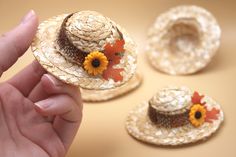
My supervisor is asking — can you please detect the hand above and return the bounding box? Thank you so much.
[0,10,83,157]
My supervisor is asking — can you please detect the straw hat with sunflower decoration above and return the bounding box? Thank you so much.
[31,11,138,90]
[126,86,224,146]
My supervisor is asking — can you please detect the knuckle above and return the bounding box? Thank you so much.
[0,83,14,94]
[31,61,45,77]
[0,83,17,101]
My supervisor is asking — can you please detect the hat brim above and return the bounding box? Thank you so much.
[31,14,137,90]
[81,72,142,102]
[146,5,221,75]
[125,95,224,146]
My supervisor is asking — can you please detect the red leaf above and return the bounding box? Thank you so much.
[104,39,125,65]
[103,39,125,81]
[102,65,124,82]
[104,39,125,53]
[205,108,220,123]
[191,91,206,105]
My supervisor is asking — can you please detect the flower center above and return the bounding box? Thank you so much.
[91,59,100,68]
[195,111,202,119]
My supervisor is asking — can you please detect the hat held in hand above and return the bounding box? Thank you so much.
[32,11,137,90]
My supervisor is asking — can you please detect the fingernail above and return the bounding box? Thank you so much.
[44,74,62,86]
[35,101,50,109]
[21,10,35,24]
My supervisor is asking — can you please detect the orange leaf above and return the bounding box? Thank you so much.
[102,65,124,82]
[103,39,125,81]
[191,91,206,105]
[104,39,125,53]
[104,39,125,65]
[205,108,220,123]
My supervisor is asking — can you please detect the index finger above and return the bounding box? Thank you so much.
[0,10,38,76]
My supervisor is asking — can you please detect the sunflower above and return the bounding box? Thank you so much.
[189,104,206,127]
[83,51,108,76]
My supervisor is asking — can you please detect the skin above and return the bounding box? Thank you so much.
[0,10,83,157]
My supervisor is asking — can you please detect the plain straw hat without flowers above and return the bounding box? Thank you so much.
[146,5,221,75]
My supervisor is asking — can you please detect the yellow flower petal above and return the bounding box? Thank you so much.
[83,51,108,76]
[189,104,206,127]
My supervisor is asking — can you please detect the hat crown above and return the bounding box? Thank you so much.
[64,11,121,53]
[66,11,113,41]
[149,87,192,114]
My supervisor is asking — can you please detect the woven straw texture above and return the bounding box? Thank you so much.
[146,5,221,75]
[126,91,224,146]
[65,11,121,53]
[31,11,137,90]
[81,72,142,102]
[149,86,192,115]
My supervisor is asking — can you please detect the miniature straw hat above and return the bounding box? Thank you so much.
[31,11,137,90]
[126,86,224,146]
[146,5,221,75]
